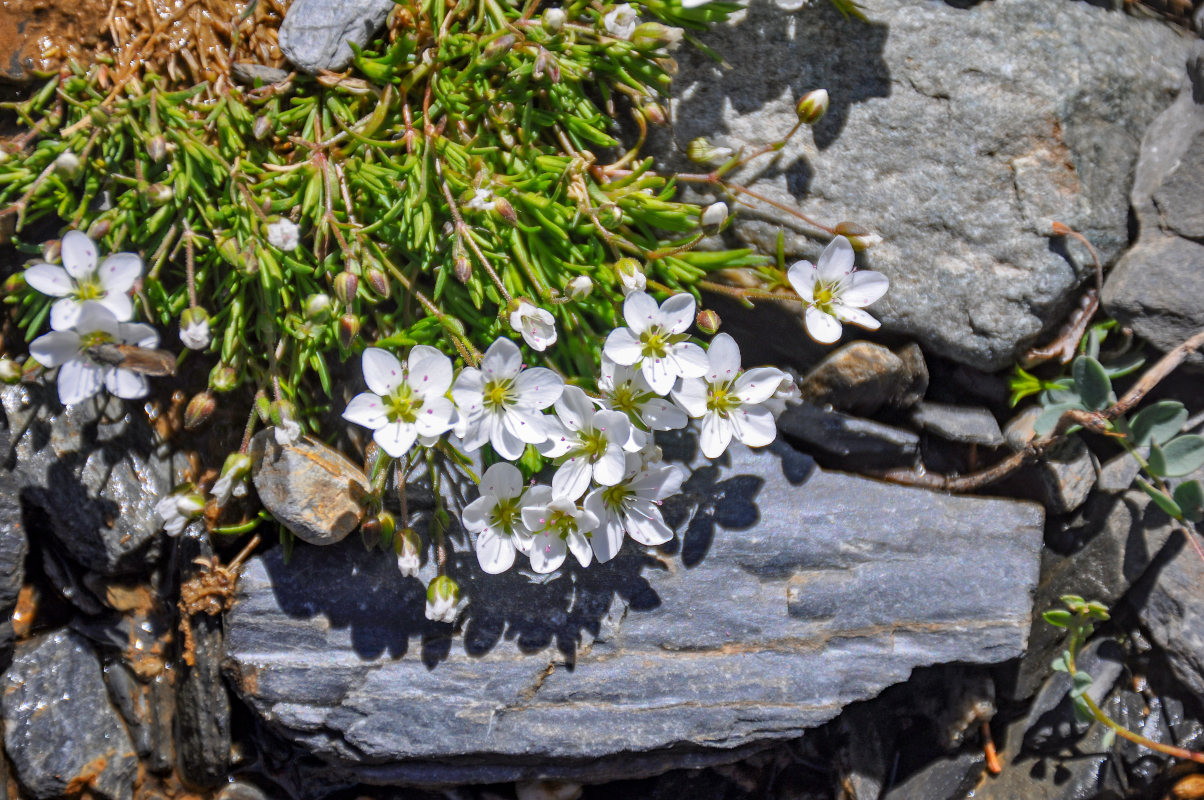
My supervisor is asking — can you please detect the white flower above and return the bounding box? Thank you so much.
[565,275,593,299]
[452,337,563,460]
[602,291,708,396]
[274,418,302,445]
[462,462,535,574]
[615,258,646,295]
[671,333,785,459]
[179,316,211,350]
[539,386,631,501]
[508,301,558,351]
[465,187,493,211]
[680,0,712,7]
[425,575,463,623]
[342,346,456,458]
[597,355,689,437]
[396,528,422,577]
[519,485,600,573]
[763,374,801,420]
[700,201,728,229]
[155,492,205,537]
[29,302,159,405]
[266,218,300,250]
[603,3,638,39]
[24,231,141,331]
[786,235,889,344]
[585,454,683,563]
[211,453,252,506]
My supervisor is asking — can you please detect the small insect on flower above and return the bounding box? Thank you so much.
[786,235,889,344]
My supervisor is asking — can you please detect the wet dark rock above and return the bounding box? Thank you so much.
[103,659,175,775]
[777,402,919,469]
[1002,409,1097,515]
[277,0,396,73]
[0,384,170,576]
[225,440,1042,786]
[797,341,911,415]
[892,343,929,409]
[910,402,1004,447]
[2,629,139,800]
[0,444,26,669]
[1022,639,1126,753]
[880,750,984,800]
[1136,534,1204,697]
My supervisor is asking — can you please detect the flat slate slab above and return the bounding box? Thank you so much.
[224,439,1044,786]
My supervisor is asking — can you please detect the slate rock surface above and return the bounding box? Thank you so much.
[2,630,139,800]
[0,430,26,668]
[225,439,1043,786]
[1137,534,1204,697]
[0,384,170,575]
[278,0,396,73]
[670,0,1185,370]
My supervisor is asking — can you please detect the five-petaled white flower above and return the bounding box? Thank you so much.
[539,386,632,501]
[597,355,688,438]
[786,235,888,344]
[671,333,785,459]
[602,3,638,39]
[30,302,160,405]
[342,345,456,458]
[463,462,535,574]
[602,291,708,395]
[24,231,141,331]
[452,337,563,460]
[156,492,205,537]
[509,300,558,352]
[520,485,600,573]
[266,218,300,251]
[584,454,683,563]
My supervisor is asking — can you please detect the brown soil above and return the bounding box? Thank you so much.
[0,0,112,83]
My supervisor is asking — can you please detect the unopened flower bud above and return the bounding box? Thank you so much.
[395,527,422,577]
[220,452,253,482]
[209,363,239,393]
[184,391,217,430]
[615,258,646,295]
[146,183,173,205]
[597,202,623,229]
[484,34,516,60]
[542,7,566,33]
[425,575,462,623]
[53,150,81,178]
[338,313,360,349]
[493,197,518,225]
[533,49,560,83]
[333,271,359,305]
[304,293,332,320]
[0,358,22,384]
[687,137,734,166]
[640,101,667,126]
[454,255,472,284]
[566,275,593,299]
[795,89,829,126]
[696,308,721,334]
[179,307,211,350]
[372,510,397,547]
[86,217,112,241]
[147,135,168,163]
[699,201,728,232]
[253,115,272,141]
[832,221,881,251]
[632,21,682,48]
[364,267,390,299]
[3,273,26,295]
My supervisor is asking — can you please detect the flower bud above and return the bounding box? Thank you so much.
[695,308,721,335]
[338,313,361,349]
[632,22,682,48]
[597,202,623,229]
[687,137,734,166]
[795,89,829,126]
[3,273,26,295]
[484,34,516,61]
[454,255,472,284]
[395,527,422,577]
[253,115,272,141]
[364,267,390,299]
[640,101,667,126]
[179,307,212,350]
[0,358,22,384]
[332,271,359,305]
[533,48,560,83]
[304,292,332,320]
[147,135,168,163]
[493,197,518,225]
[565,275,593,299]
[209,363,240,393]
[53,150,81,179]
[146,183,173,205]
[832,221,881,251]
[699,201,728,232]
[184,391,217,430]
[425,575,462,623]
[614,258,646,295]
[86,217,112,241]
[220,452,253,482]
[542,7,566,33]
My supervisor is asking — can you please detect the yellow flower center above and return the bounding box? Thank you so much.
[385,383,422,423]
[484,379,512,410]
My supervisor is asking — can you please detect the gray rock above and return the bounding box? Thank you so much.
[0,440,26,669]
[1136,533,1204,697]
[669,0,1185,370]
[0,384,170,575]
[277,0,395,74]
[797,341,910,415]
[1022,638,1126,753]
[880,750,983,800]
[225,439,1043,786]
[777,402,918,468]
[230,62,292,86]
[2,630,139,800]
[892,343,929,409]
[910,402,1004,447]
[1001,408,1097,515]
[249,430,370,546]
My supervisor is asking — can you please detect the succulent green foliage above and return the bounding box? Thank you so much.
[0,0,762,434]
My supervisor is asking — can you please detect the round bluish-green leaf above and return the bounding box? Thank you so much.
[1173,479,1204,522]
[1035,401,1085,437]
[1137,477,1182,518]
[1072,355,1114,411]
[1156,435,1204,477]
[1043,609,1073,628]
[1128,400,1187,447]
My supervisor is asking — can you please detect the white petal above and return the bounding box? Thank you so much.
[48,298,84,332]
[23,264,72,297]
[592,444,627,486]
[816,235,855,281]
[631,464,684,500]
[480,462,523,500]
[30,331,81,368]
[97,253,142,293]
[804,306,843,344]
[625,506,674,546]
[490,414,528,460]
[461,496,496,533]
[409,348,454,396]
[641,356,675,396]
[566,531,593,568]
[730,403,777,448]
[668,342,709,380]
[658,293,696,335]
[528,532,567,573]
[60,231,98,279]
[97,291,133,323]
[602,327,643,366]
[598,356,620,392]
[119,322,159,348]
[373,421,418,458]
[362,348,404,396]
[594,410,631,446]
[555,386,594,432]
[75,302,120,337]
[552,456,593,501]
[343,393,389,429]
[699,412,733,459]
[591,514,626,564]
[622,291,659,334]
[670,378,708,418]
[832,305,881,331]
[452,369,484,410]
[503,407,550,445]
[476,529,516,574]
[704,333,741,382]
[786,260,818,303]
[481,337,522,381]
[536,418,573,457]
[839,270,889,307]
[414,396,455,437]
[639,397,689,430]
[105,368,149,399]
[734,367,786,405]
[57,358,104,405]
[514,368,564,410]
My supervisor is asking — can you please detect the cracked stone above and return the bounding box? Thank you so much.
[278,0,395,73]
